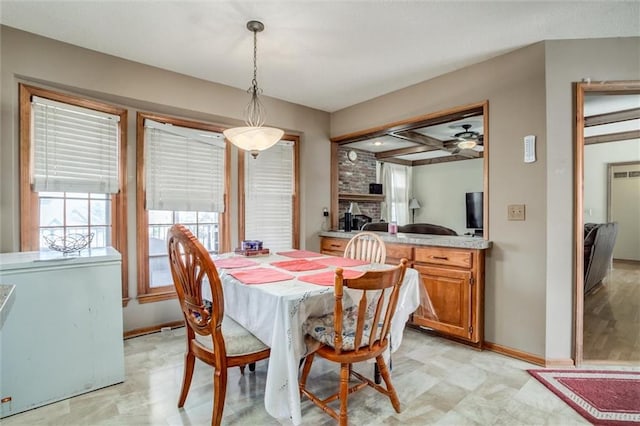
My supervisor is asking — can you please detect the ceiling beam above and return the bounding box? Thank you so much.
[585,130,640,145]
[585,107,640,127]
[334,129,390,145]
[456,149,481,159]
[391,130,445,148]
[412,153,483,166]
[375,145,438,159]
[377,157,413,166]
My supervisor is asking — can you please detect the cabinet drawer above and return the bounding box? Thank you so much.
[321,237,347,253]
[414,247,472,268]
[386,243,413,261]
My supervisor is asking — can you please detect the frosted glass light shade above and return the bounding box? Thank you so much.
[457,139,477,150]
[223,126,284,158]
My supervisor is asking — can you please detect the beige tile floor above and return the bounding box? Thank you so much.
[4,327,620,425]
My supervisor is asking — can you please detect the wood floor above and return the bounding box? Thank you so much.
[583,260,640,362]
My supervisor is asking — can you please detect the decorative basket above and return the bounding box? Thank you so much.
[43,233,94,254]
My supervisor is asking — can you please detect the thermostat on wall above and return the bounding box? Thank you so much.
[524,135,536,163]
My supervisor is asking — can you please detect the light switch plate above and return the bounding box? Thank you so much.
[508,204,525,221]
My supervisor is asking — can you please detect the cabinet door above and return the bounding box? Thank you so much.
[413,264,473,340]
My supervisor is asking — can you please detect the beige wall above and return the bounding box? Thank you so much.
[332,42,549,357]
[584,140,640,224]
[331,37,640,360]
[0,26,331,332]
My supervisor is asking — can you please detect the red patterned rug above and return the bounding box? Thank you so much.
[528,369,640,425]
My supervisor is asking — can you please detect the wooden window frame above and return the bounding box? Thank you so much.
[238,135,300,249]
[19,83,130,305]
[136,112,231,304]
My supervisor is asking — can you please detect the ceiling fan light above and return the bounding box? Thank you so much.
[223,126,284,158]
[457,139,477,150]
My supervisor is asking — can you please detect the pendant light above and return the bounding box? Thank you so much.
[223,20,284,158]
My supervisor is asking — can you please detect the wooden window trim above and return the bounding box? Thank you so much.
[238,135,300,249]
[19,83,130,305]
[136,112,231,304]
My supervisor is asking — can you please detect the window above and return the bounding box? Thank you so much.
[147,210,219,288]
[19,84,129,303]
[136,113,230,303]
[239,137,299,251]
[39,192,112,249]
[381,162,412,225]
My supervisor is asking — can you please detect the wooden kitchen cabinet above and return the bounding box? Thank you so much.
[321,237,412,266]
[385,243,413,265]
[412,246,484,347]
[320,237,348,256]
[319,235,486,348]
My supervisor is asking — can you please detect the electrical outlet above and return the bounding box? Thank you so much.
[508,204,525,221]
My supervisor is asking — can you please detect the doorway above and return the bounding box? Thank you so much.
[575,81,640,365]
[609,162,640,261]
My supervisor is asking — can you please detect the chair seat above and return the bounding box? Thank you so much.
[304,307,380,351]
[196,315,268,356]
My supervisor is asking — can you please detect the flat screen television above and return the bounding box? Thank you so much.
[465,192,483,231]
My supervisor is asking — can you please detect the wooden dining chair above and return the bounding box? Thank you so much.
[344,231,387,264]
[299,259,408,425]
[167,224,270,426]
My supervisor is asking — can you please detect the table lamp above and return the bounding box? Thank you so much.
[409,198,421,224]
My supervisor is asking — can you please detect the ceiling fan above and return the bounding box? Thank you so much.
[450,124,484,154]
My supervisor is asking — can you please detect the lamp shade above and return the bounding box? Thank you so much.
[348,202,362,215]
[223,126,284,158]
[457,139,477,150]
[409,198,421,210]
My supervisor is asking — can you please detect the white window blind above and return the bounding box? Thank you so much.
[144,119,226,212]
[245,141,293,251]
[31,96,120,193]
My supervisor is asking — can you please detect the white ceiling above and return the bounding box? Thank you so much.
[1,1,639,112]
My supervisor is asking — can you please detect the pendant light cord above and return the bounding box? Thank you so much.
[244,27,265,128]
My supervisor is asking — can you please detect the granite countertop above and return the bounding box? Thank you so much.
[0,284,16,329]
[319,230,492,250]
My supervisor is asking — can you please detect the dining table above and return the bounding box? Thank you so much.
[202,249,422,425]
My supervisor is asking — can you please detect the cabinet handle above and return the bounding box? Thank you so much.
[330,244,341,248]
[431,256,448,260]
